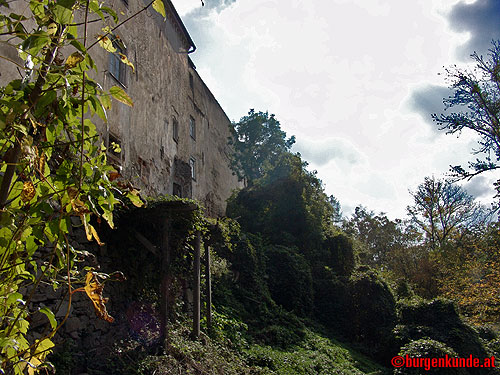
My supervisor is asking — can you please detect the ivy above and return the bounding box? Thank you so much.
[0,0,167,372]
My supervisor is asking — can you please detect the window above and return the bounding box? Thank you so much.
[172,116,179,142]
[107,133,122,165]
[109,38,127,86]
[189,157,196,181]
[189,116,196,140]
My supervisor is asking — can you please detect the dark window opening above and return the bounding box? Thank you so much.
[173,116,179,142]
[189,116,196,140]
[109,38,127,86]
[189,72,194,91]
[107,133,122,165]
[189,157,196,181]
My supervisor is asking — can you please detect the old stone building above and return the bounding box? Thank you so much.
[0,0,241,217]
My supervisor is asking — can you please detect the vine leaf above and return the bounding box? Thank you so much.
[97,35,116,53]
[109,86,133,107]
[83,271,114,322]
[39,307,57,330]
[65,52,84,69]
[21,181,36,202]
[119,53,135,73]
[152,0,166,18]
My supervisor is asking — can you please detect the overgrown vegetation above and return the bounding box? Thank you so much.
[0,0,164,371]
[2,0,500,371]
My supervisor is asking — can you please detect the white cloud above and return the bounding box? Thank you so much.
[178,0,499,219]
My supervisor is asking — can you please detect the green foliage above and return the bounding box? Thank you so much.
[347,267,397,361]
[395,298,490,360]
[265,245,313,317]
[244,329,387,375]
[227,152,334,250]
[0,0,166,371]
[317,233,355,277]
[228,109,295,184]
[343,206,411,269]
[407,177,491,251]
[395,339,466,375]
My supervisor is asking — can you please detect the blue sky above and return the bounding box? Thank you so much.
[173,0,500,219]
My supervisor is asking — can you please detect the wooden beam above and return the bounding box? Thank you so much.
[133,230,159,256]
[205,244,212,333]
[192,231,201,339]
[159,217,171,350]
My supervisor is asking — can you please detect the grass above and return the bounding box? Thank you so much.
[244,329,389,375]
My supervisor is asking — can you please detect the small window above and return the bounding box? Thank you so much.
[189,73,194,91]
[109,38,127,86]
[107,133,122,165]
[172,116,179,142]
[189,157,196,181]
[189,116,196,140]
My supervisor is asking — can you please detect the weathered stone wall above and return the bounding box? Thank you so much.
[0,0,242,217]
[85,0,242,216]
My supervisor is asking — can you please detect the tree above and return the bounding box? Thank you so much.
[407,177,491,250]
[227,152,334,249]
[438,222,500,324]
[228,109,295,184]
[343,206,408,268]
[0,0,168,371]
[433,41,500,193]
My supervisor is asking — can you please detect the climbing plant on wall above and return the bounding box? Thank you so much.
[0,0,172,371]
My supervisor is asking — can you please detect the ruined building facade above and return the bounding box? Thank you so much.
[0,0,241,217]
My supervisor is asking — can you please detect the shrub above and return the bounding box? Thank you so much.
[348,267,397,361]
[265,245,313,316]
[396,298,490,360]
[395,338,467,375]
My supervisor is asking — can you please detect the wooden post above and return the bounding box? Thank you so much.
[159,217,171,350]
[192,230,201,339]
[205,244,212,333]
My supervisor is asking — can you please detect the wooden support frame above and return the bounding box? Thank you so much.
[192,231,201,339]
[205,244,212,332]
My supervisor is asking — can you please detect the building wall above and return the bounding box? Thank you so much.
[0,0,241,217]
[91,0,241,217]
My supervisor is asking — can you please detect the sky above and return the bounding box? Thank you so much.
[172,0,500,219]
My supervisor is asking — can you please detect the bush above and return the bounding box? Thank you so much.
[265,245,313,316]
[312,268,351,335]
[254,307,306,348]
[395,338,467,375]
[348,267,397,362]
[319,233,355,277]
[396,298,490,361]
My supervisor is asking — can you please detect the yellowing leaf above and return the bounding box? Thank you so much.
[118,53,135,73]
[71,198,89,215]
[47,22,58,36]
[102,210,114,229]
[84,271,114,322]
[37,152,46,176]
[127,189,143,207]
[65,51,84,69]
[97,35,116,53]
[109,86,133,107]
[152,0,166,18]
[67,186,79,200]
[21,181,36,202]
[89,224,104,246]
